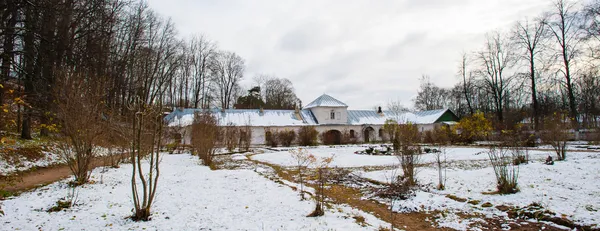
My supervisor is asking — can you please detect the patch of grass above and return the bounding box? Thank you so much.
[47,199,73,212]
[446,194,467,202]
[352,214,367,227]
[481,202,493,208]
[467,200,480,205]
[0,189,17,199]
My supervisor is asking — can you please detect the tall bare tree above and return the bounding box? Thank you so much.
[210,51,245,109]
[458,52,475,115]
[513,17,549,132]
[477,32,518,124]
[546,0,584,130]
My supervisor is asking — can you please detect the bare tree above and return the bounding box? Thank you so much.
[54,70,108,186]
[414,75,448,111]
[546,0,584,130]
[189,35,216,109]
[514,17,549,132]
[477,32,518,124]
[210,51,245,109]
[263,77,301,109]
[458,52,475,115]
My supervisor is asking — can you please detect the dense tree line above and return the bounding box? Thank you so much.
[0,0,302,139]
[414,0,600,132]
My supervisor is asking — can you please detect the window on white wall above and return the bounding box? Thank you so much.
[336,112,341,120]
[330,110,335,120]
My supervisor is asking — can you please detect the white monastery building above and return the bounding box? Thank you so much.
[165,94,459,145]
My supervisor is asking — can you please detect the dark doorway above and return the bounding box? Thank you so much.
[363,127,375,143]
[323,130,342,145]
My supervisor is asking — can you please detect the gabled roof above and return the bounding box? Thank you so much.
[304,94,348,109]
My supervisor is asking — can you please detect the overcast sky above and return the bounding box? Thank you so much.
[147,0,553,109]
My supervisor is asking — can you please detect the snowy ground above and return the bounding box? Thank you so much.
[0,150,62,175]
[253,146,600,229]
[0,153,390,230]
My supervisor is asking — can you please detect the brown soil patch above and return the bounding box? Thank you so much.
[0,153,129,193]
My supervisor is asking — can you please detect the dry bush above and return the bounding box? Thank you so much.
[54,71,108,186]
[129,102,164,221]
[264,128,278,147]
[541,112,570,161]
[487,146,519,194]
[430,126,449,190]
[341,129,359,144]
[222,123,240,152]
[307,155,334,217]
[238,125,252,152]
[501,129,530,165]
[395,123,421,186]
[191,112,219,167]
[290,148,315,200]
[278,129,296,147]
[298,126,319,146]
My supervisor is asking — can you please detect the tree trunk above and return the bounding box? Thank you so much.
[530,55,539,132]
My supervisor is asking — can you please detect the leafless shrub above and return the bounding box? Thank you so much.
[395,123,421,186]
[501,130,530,165]
[238,125,252,152]
[375,168,414,231]
[541,112,570,161]
[265,128,278,147]
[191,112,219,167]
[298,126,319,146]
[127,98,164,221]
[307,155,334,217]
[487,146,519,194]
[47,187,79,213]
[341,129,359,144]
[277,129,296,147]
[429,126,449,190]
[54,70,108,186]
[222,123,240,152]
[290,148,315,200]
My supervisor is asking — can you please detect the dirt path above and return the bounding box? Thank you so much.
[241,156,570,231]
[1,153,129,193]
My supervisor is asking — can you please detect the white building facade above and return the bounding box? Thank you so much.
[165,94,459,145]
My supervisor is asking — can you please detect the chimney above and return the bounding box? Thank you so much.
[259,107,264,116]
[377,106,384,116]
[294,106,302,120]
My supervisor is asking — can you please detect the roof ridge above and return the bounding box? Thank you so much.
[304,94,348,109]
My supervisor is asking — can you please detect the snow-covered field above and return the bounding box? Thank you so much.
[253,146,600,229]
[0,153,389,230]
[254,146,399,168]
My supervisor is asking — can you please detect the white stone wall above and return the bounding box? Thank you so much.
[178,123,439,146]
[310,107,348,125]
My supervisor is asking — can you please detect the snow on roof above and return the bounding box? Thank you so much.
[304,94,348,109]
[165,108,452,127]
[347,109,449,125]
[165,108,317,127]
